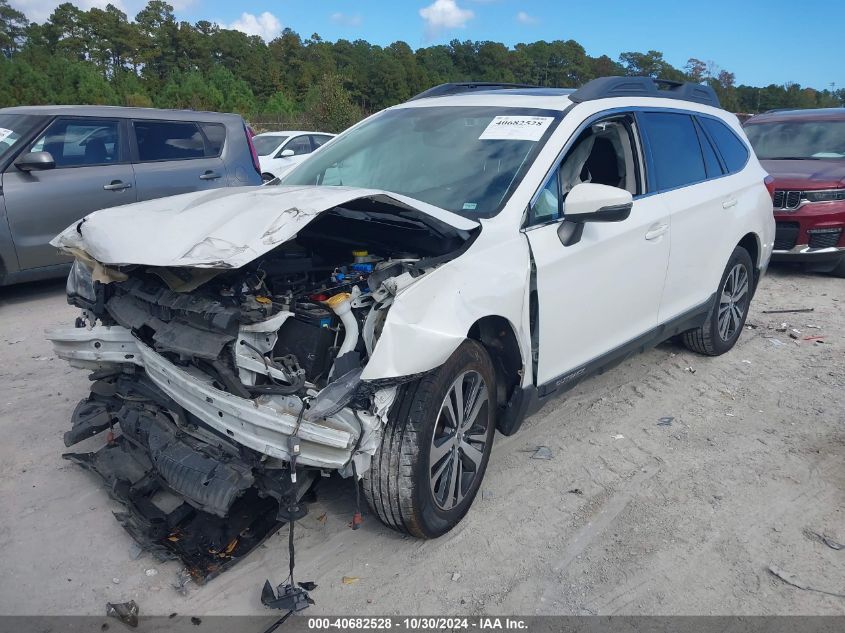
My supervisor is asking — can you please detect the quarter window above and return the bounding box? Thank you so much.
[199,123,226,157]
[311,134,332,148]
[31,119,120,168]
[698,117,749,174]
[640,112,706,190]
[133,121,207,162]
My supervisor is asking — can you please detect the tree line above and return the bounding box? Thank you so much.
[1,0,842,132]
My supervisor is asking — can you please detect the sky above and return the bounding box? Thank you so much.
[10,0,844,91]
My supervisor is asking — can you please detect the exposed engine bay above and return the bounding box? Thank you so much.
[47,189,477,581]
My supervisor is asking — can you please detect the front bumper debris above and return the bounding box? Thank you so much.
[47,325,368,470]
[62,377,317,583]
[46,323,387,581]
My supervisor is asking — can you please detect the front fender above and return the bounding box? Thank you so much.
[361,222,532,381]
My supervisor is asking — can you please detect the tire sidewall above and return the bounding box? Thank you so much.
[410,340,496,537]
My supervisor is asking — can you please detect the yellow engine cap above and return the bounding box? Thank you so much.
[323,292,352,309]
[351,250,368,257]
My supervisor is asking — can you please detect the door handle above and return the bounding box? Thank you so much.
[645,223,669,240]
[199,171,222,180]
[103,180,132,191]
[722,198,738,209]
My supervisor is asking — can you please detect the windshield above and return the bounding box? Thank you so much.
[0,114,45,163]
[254,135,289,156]
[282,106,562,217]
[745,120,845,160]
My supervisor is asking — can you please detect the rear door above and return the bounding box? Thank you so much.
[637,111,731,322]
[2,116,135,270]
[130,119,227,201]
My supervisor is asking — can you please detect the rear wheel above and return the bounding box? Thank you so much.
[363,340,496,538]
[682,246,753,356]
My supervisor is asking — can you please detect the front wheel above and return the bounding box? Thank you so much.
[363,340,496,538]
[682,246,754,356]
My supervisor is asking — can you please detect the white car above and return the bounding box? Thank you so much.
[48,78,774,554]
[253,130,335,182]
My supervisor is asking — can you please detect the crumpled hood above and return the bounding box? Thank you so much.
[51,185,478,269]
[761,159,845,189]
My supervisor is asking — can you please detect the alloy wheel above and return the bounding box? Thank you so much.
[429,370,490,511]
[717,263,749,341]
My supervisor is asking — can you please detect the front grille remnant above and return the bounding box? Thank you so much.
[773,190,802,211]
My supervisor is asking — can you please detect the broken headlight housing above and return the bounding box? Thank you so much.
[66,259,96,307]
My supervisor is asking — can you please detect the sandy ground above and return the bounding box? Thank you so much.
[0,266,843,617]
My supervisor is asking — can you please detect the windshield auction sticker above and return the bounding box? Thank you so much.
[479,116,554,142]
[0,128,14,143]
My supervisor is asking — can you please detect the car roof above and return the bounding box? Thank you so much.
[745,107,845,124]
[398,89,726,117]
[0,105,245,123]
[399,90,577,112]
[254,131,335,137]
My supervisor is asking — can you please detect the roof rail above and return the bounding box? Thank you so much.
[569,76,721,109]
[409,82,542,101]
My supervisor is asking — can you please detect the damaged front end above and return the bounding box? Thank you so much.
[47,186,477,580]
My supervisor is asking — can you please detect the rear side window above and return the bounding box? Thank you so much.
[284,136,312,156]
[134,121,207,162]
[31,119,121,168]
[639,112,706,190]
[698,117,750,173]
[199,123,226,157]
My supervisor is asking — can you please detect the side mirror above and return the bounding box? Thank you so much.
[15,151,56,172]
[279,148,295,158]
[557,183,633,246]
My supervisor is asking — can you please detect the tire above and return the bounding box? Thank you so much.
[261,172,276,183]
[363,340,496,538]
[682,246,754,356]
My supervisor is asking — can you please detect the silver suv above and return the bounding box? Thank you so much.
[0,106,262,286]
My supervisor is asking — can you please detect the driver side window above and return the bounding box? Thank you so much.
[528,114,642,226]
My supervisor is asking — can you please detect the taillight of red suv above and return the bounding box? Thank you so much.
[244,124,261,176]
[764,175,776,201]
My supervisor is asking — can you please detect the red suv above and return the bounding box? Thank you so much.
[744,108,845,277]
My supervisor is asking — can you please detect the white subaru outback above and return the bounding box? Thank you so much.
[48,77,775,561]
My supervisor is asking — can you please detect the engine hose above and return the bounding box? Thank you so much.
[247,372,305,396]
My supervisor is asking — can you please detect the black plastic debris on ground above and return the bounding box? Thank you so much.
[106,600,139,628]
[65,436,287,584]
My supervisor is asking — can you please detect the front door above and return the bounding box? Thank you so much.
[523,112,671,386]
[2,117,135,271]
